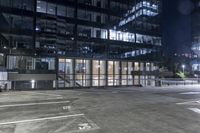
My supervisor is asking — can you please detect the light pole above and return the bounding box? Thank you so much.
[182,65,185,74]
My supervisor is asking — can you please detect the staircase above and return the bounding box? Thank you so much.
[58,73,82,87]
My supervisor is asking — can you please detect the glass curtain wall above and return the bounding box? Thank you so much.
[58,59,156,88]
[7,56,55,71]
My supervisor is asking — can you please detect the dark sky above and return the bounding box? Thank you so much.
[162,0,192,56]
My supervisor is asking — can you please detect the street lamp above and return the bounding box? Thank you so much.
[182,65,185,73]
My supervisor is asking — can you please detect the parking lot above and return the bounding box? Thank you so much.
[0,85,200,133]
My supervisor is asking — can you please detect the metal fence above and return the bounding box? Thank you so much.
[1,78,200,91]
[0,78,155,91]
[0,80,57,91]
[157,78,200,87]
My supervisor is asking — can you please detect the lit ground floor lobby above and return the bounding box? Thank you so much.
[58,58,158,88]
[2,56,159,90]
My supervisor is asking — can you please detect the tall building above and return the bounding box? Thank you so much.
[191,0,200,74]
[0,0,162,89]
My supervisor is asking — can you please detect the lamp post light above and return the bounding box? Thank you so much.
[182,65,185,74]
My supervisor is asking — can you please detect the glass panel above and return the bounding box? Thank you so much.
[57,5,66,17]
[114,61,120,86]
[85,60,91,86]
[134,62,139,71]
[75,60,84,86]
[37,0,47,13]
[140,75,146,86]
[13,0,22,9]
[58,59,65,73]
[65,59,73,74]
[121,62,127,85]
[47,3,56,15]
[0,54,4,66]
[65,59,73,87]
[140,62,144,71]
[99,60,106,86]
[128,62,133,85]
[35,58,55,70]
[58,58,74,88]
[92,60,99,86]
[134,75,139,85]
[0,0,11,7]
[108,61,114,86]
[75,59,91,87]
[7,56,34,70]
[150,76,155,86]
[146,62,150,71]
[92,60,105,86]
[67,7,74,18]
[22,0,34,10]
[58,59,65,88]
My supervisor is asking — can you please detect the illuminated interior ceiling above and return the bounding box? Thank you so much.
[118,0,159,27]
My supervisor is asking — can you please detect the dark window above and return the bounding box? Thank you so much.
[97,1,101,7]
[96,30,101,38]
[96,15,101,23]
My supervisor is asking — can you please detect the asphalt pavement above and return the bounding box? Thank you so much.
[0,85,200,133]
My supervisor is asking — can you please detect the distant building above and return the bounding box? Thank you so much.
[191,0,200,74]
[0,0,162,89]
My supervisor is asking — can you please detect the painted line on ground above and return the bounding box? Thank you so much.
[176,100,200,105]
[0,101,70,108]
[188,108,200,114]
[45,97,64,100]
[68,116,100,133]
[180,92,200,95]
[68,127,100,133]
[26,91,63,97]
[0,114,84,126]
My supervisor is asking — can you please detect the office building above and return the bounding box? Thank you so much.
[0,0,162,89]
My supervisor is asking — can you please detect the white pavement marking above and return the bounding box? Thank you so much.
[176,100,200,105]
[188,108,200,114]
[79,123,92,130]
[45,97,63,100]
[180,92,200,95]
[0,101,70,108]
[26,91,62,97]
[0,114,84,126]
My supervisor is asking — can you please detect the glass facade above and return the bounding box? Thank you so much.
[7,56,55,71]
[0,0,162,89]
[57,58,156,88]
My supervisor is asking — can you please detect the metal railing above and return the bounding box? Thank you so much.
[157,78,200,87]
[1,78,200,91]
[0,80,57,91]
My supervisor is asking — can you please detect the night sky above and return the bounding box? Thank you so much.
[162,0,193,56]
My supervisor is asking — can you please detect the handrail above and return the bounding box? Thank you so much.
[156,78,200,86]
